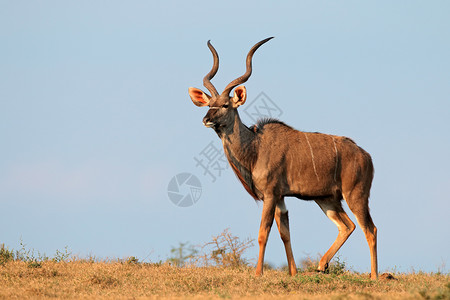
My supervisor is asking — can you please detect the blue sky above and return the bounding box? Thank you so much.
[1,1,449,273]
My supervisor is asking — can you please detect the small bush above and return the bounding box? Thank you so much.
[197,228,254,268]
[167,242,198,267]
[0,244,15,265]
[299,254,347,275]
[126,256,139,264]
[15,240,49,263]
[327,256,346,275]
[53,246,72,262]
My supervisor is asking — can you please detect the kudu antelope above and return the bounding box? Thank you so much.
[188,37,378,279]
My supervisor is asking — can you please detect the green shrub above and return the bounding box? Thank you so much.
[0,244,15,265]
[167,242,198,267]
[299,254,347,275]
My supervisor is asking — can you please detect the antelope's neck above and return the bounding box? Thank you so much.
[220,114,257,167]
[220,113,260,200]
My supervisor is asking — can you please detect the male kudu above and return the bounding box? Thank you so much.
[188,37,378,279]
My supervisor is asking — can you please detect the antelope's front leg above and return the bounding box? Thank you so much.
[255,196,276,276]
[275,200,297,276]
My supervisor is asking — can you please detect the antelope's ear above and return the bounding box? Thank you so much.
[188,87,210,107]
[232,86,247,107]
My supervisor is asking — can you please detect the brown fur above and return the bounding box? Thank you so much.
[188,38,378,279]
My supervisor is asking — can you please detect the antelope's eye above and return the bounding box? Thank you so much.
[222,104,229,108]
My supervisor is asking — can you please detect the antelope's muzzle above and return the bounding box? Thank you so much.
[202,116,215,128]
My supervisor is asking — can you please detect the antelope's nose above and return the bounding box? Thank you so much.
[203,116,214,128]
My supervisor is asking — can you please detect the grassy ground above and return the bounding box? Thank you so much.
[1,260,449,299]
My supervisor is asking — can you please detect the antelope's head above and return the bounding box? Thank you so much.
[188,37,273,132]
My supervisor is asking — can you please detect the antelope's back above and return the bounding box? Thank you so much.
[253,121,372,199]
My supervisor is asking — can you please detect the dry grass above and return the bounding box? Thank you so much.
[1,234,448,299]
[1,260,449,299]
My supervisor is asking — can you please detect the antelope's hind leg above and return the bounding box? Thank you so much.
[344,194,378,280]
[274,199,297,275]
[315,199,356,272]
